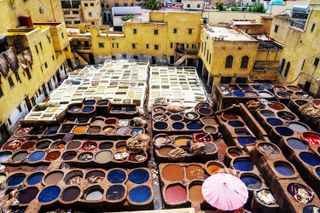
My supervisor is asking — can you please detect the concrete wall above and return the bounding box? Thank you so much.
[202,11,263,25]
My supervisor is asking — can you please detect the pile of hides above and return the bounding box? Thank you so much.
[190,143,206,155]
[168,147,187,160]
[126,134,150,152]
[0,47,20,78]
[299,101,320,130]
[17,49,33,69]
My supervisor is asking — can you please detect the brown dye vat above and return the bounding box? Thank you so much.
[105,118,117,125]
[66,141,81,149]
[62,151,77,160]
[159,146,175,157]
[268,102,285,110]
[99,142,113,149]
[162,164,184,181]
[200,117,216,126]
[45,151,61,161]
[21,141,36,150]
[51,141,66,149]
[189,183,205,203]
[12,151,28,162]
[287,85,301,91]
[61,186,81,202]
[222,113,238,120]
[103,125,116,134]
[129,151,147,162]
[3,140,22,150]
[228,147,243,157]
[44,171,64,185]
[36,140,51,149]
[154,135,169,147]
[73,125,87,134]
[85,170,105,184]
[87,126,101,134]
[64,170,83,185]
[186,165,205,180]
[277,111,296,121]
[91,118,105,126]
[17,187,39,205]
[95,151,113,164]
[116,127,131,135]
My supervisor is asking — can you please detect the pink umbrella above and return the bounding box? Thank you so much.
[202,172,248,211]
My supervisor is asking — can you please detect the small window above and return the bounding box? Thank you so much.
[131,3,133,6]
[90,3,94,6]
[7,118,12,126]
[187,4,190,8]
[84,3,88,6]
[314,57,319,68]
[225,55,233,68]
[0,86,3,97]
[35,45,39,54]
[122,54,127,59]
[47,35,51,43]
[17,105,22,113]
[274,25,279,33]
[154,29,158,35]
[132,43,136,49]
[73,11,79,14]
[188,28,193,34]
[116,43,119,48]
[146,44,149,49]
[284,62,290,78]
[91,22,94,25]
[74,20,81,24]
[173,28,177,34]
[154,44,159,50]
[311,23,315,32]
[115,3,118,6]
[112,43,114,48]
[301,59,305,70]
[197,4,200,8]
[98,42,104,48]
[61,32,64,39]
[64,10,70,15]
[101,3,104,8]
[39,42,43,51]
[89,12,92,17]
[133,29,137,34]
[240,56,249,69]
[8,76,14,88]
[124,3,127,6]
[26,68,32,79]
[52,55,55,60]
[106,4,109,8]
[170,43,173,48]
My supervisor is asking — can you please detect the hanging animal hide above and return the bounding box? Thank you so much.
[0,54,9,77]
[3,47,18,72]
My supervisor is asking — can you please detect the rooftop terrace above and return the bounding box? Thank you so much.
[204,26,257,42]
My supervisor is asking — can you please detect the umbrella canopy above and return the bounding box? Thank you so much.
[202,172,248,211]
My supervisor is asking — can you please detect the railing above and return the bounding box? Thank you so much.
[253,60,279,72]
[290,19,307,31]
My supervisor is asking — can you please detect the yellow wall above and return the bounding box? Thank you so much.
[269,15,290,45]
[0,0,64,33]
[102,0,136,9]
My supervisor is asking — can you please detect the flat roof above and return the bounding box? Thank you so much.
[232,21,263,26]
[204,26,256,42]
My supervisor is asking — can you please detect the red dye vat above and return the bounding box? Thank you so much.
[194,133,214,142]
[301,132,320,145]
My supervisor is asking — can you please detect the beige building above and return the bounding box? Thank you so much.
[61,0,102,25]
[182,0,205,10]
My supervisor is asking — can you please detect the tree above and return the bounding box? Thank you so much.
[247,3,266,13]
[216,3,224,11]
[121,14,135,22]
[145,0,160,10]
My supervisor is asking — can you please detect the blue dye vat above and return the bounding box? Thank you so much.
[128,169,149,184]
[261,83,272,90]
[107,169,126,184]
[300,152,320,167]
[46,126,59,135]
[126,107,136,112]
[287,138,308,150]
[275,127,293,136]
[27,173,44,185]
[112,107,122,112]
[82,106,94,113]
[28,151,45,162]
[129,185,151,203]
[84,100,95,105]
[0,152,10,162]
[172,122,184,130]
[229,121,244,127]
[303,205,320,213]
[7,174,26,186]
[237,137,256,146]
[267,118,283,126]
[187,122,202,130]
[260,110,275,117]
[316,168,320,177]
[233,90,245,97]
[131,128,144,136]
[240,176,262,189]
[233,159,254,171]
[38,186,61,203]
[275,164,294,176]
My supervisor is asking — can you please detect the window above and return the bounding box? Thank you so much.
[188,28,192,34]
[301,59,305,70]
[65,21,72,24]
[280,58,286,72]
[314,57,319,68]
[225,55,233,68]
[154,29,158,35]
[146,44,149,49]
[132,43,136,49]
[89,12,92,17]
[7,118,12,126]
[91,22,94,25]
[45,62,48,69]
[35,45,39,54]
[84,3,88,6]
[170,43,173,49]
[0,86,3,97]
[154,44,159,50]
[284,62,290,78]
[122,54,127,59]
[209,53,211,64]
[115,3,118,6]
[52,55,55,60]
[116,43,119,48]
[311,23,315,32]
[73,11,79,14]
[98,42,104,48]
[133,29,137,34]
[124,3,127,6]
[8,76,14,88]
[131,3,133,6]
[26,68,32,79]
[187,4,190,8]
[90,3,94,6]
[240,56,249,68]
[17,105,22,113]
[39,42,43,51]
[47,35,51,43]
[74,20,81,24]
[173,28,177,34]
[101,3,104,8]
[64,10,70,15]
[274,25,279,33]
[197,4,200,8]
[61,32,64,39]
[106,4,109,8]
[112,43,114,48]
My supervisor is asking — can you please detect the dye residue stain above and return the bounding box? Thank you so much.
[106,185,125,200]
[186,165,205,180]
[129,186,152,203]
[189,185,205,203]
[165,184,187,204]
[38,186,61,203]
[162,165,184,181]
[129,169,149,184]
[233,159,254,171]
[107,169,126,184]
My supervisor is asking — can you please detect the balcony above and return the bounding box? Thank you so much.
[253,60,279,72]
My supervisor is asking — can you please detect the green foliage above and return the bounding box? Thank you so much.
[121,14,135,22]
[246,3,266,13]
[216,3,224,11]
[145,0,160,10]
[231,7,241,11]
